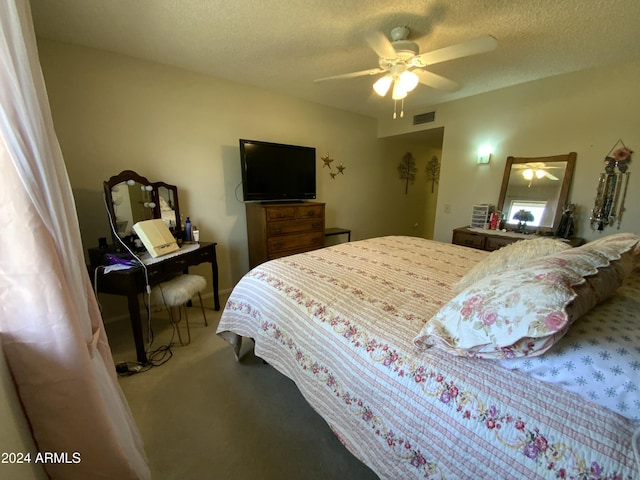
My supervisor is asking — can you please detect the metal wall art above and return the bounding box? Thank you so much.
[322,153,346,179]
[590,140,632,231]
[398,152,417,194]
[426,155,440,193]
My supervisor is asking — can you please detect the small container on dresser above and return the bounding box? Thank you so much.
[246,202,325,269]
[470,204,495,229]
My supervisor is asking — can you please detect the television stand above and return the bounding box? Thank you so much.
[245,202,325,268]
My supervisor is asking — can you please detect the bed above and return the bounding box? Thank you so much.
[216,235,640,479]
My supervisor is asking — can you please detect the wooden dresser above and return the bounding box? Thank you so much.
[246,202,325,268]
[452,226,584,252]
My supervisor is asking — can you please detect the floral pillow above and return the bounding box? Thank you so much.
[586,232,640,262]
[454,237,572,292]
[414,237,639,360]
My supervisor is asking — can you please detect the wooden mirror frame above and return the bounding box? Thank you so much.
[103,170,154,244]
[497,152,576,235]
[151,181,181,234]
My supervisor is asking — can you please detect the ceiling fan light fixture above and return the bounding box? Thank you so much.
[392,81,407,100]
[535,169,546,179]
[522,169,534,180]
[398,70,419,92]
[373,75,392,96]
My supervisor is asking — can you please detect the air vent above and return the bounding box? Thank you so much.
[413,111,435,125]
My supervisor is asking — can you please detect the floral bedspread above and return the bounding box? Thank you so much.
[217,236,639,480]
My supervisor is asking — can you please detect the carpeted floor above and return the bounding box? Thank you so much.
[104,293,379,480]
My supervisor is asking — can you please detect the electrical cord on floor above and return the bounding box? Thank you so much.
[116,285,184,376]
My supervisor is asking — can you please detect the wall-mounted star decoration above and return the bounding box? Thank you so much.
[321,154,334,168]
[322,153,346,179]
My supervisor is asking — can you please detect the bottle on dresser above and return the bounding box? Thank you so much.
[185,217,192,242]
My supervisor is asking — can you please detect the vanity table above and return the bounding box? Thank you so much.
[90,242,219,364]
[452,226,584,251]
[95,170,219,364]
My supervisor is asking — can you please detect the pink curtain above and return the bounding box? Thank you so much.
[0,1,150,478]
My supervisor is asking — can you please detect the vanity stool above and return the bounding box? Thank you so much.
[149,274,208,346]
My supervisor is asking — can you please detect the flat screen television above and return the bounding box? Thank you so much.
[239,139,316,202]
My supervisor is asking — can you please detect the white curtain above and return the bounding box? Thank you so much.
[0,1,150,478]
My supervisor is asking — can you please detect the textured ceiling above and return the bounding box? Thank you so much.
[29,0,640,119]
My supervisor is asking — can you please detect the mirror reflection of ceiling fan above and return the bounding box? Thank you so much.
[514,162,561,186]
[314,26,498,118]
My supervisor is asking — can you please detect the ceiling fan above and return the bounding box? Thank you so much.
[314,26,498,118]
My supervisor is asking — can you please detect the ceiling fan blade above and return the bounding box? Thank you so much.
[313,68,385,82]
[544,172,559,181]
[414,35,498,66]
[365,30,398,60]
[414,69,459,91]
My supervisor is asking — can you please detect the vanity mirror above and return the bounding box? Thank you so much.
[151,181,180,231]
[103,170,181,244]
[497,152,576,234]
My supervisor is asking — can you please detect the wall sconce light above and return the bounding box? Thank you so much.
[477,145,493,164]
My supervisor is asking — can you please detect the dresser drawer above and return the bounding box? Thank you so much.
[163,244,215,273]
[268,218,323,236]
[485,237,518,251]
[143,264,165,283]
[295,205,324,219]
[268,232,323,255]
[452,226,584,253]
[265,206,296,221]
[452,231,485,249]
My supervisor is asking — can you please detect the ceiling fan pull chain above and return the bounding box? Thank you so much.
[400,98,404,118]
[393,100,397,119]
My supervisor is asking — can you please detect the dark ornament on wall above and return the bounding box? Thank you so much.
[426,155,440,193]
[398,152,417,194]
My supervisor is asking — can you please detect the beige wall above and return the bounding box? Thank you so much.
[38,39,640,306]
[36,40,433,309]
[380,61,640,243]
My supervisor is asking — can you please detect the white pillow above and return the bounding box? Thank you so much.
[454,237,572,292]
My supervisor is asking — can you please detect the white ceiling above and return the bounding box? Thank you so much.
[29,0,640,119]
